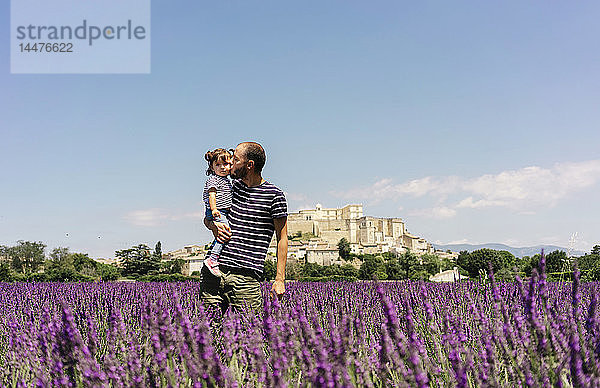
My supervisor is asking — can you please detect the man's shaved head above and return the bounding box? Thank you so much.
[238,142,266,173]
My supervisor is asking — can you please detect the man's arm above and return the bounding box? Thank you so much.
[271,216,288,297]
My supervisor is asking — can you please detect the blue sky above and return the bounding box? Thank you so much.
[2,1,599,258]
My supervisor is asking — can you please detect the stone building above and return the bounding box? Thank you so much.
[163,244,207,276]
[429,267,466,282]
[286,203,434,258]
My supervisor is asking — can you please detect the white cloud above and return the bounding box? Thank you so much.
[333,159,600,214]
[123,208,204,226]
[333,176,460,201]
[285,192,309,202]
[409,206,457,219]
[461,160,600,209]
[456,197,509,209]
[444,239,474,245]
[123,208,170,227]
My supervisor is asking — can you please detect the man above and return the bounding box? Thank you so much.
[202,142,288,312]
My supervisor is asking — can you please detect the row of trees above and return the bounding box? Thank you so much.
[298,241,600,282]
[2,239,599,283]
[0,240,187,282]
[264,250,457,281]
[457,245,600,281]
[0,241,120,282]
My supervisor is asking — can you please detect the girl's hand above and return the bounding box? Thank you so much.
[212,209,221,219]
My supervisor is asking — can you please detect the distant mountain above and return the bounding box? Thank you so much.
[432,243,586,258]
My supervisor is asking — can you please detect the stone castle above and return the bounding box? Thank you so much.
[276,203,434,265]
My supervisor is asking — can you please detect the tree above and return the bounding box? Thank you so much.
[302,262,323,278]
[384,258,403,280]
[545,250,568,273]
[116,244,160,278]
[577,253,600,273]
[46,247,73,271]
[399,250,419,280]
[97,263,120,281]
[457,249,506,278]
[522,254,541,277]
[161,258,184,275]
[340,264,359,278]
[337,238,351,261]
[0,262,12,281]
[421,253,443,276]
[498,250,516,269]
[359,255,387,280]
[264,258,276,281]
[592,245,600,256]
[5,240,46,274]
[154,241,163,261]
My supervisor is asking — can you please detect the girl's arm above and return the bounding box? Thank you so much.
[208,188,221,219]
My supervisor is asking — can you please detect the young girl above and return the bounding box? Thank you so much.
[203,148,233,276]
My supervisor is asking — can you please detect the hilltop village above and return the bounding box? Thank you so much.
[164,204,454,276]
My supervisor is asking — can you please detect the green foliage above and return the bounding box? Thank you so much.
[494,267,519,282]
[397,250,419,280]
[160,258,185,275]
[48,247,72,269]
[498,250,517,268]
[0,262,13,282]
[284,262,303,280]
[45,249,121,281]
[545,250,568,273]
[44,266,95,282]
[116,244,161,278]
[264,258,276,281]
[301,262,322,278]
[521,254,541,277]
[384,258,403,280]
[1,242,120,282]
[337,238,351,261]
[421,253,450,276]
[72,253,97,273]
[592,245,600,256]
[26,272,49,282]
[97,263,121,281]
[288,231,316,241]
[295,262,360,281]
[359,255,387,280]
[579,253,600,281]
[137,274,199,282]
[457,249,514,278]
[154,241,162,256]
[340,264,359,278]
[577,253,600,271]
[2,240,46,274]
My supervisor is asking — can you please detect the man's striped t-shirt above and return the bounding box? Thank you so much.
[219,179,287,276]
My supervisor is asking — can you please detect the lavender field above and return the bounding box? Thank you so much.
[1,261,599,387]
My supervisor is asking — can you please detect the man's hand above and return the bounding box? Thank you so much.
[271,279,285,299]
[211,209,221,219]
[204,217,231,243]
[214,221,231,243]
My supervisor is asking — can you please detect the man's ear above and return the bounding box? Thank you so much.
[247,160,255,171]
